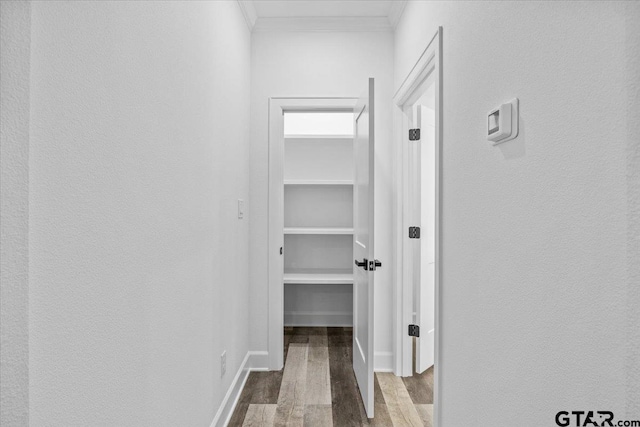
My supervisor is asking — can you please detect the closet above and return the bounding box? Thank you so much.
[282,112,354,327]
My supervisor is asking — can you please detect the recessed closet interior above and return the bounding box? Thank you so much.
[282,111,355,327]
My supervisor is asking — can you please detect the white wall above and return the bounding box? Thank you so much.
[626,1,640,416]
[284,284,353,327]
[249,31,395,368]
[394,1,640,425]
[1,2,31,425]
[25,1,251,425]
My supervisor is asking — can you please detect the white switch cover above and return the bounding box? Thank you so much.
[237,199,244,219]
[487,98,519,144]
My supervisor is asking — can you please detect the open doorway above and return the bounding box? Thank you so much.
[394,27,442,427]
[262,87,381,423]
[406,81,437,426]
[266,98,358,375]
[408,81,437,376]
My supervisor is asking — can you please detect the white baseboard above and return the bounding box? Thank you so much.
[209,352,250,427]
[374,351,394,372]
[209,351,269,427]
[246,351,269,371]
[284,311,352,327]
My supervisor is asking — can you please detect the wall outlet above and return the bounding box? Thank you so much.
[221,351,226,378]
[237,199,244,219]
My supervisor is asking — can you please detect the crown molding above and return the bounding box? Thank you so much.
[387,0,407,29]
[237,0,257,31]
[253,16,393,33]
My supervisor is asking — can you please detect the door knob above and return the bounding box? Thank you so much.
[369,259,382,271]
[355,258,368,270]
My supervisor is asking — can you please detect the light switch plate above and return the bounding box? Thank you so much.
[488,98,519,145]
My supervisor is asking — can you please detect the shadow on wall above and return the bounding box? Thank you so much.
[498,115,526,160]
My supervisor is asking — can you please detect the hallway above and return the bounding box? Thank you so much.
[229,328,433,426]
[2,1,639,426]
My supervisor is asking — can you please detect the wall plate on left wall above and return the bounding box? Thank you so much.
[238,199,244,219]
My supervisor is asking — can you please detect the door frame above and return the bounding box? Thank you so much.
[267,97,357,371]
[392,26,443,424]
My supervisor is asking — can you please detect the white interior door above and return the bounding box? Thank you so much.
[415,104,436,374]
[353,78,376,418]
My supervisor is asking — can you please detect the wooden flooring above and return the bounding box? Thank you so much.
[228,327,433,426]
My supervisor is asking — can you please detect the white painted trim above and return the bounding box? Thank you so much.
[268,98,285,372]
[268,98,358,372]
[253,16,392,33]
[392,98,403,375]
[209,352,250,427]
[394,103,413,377]
[284,311,352,327]
[236,0,257,31]
[392,27,443,427]
[247,351,269,371]
[393,30,439,105]
[433,28,443,427]
[374,351,394,373]
[387,1,408,29]
[209,351,269,427]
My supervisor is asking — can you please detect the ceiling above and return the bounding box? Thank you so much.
[238,0,407,32]
[252,1,398,18]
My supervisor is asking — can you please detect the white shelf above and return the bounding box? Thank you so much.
[285,134,353,140]
[284,179,353,186]
[284,269,353,285]
[284,227,353,235]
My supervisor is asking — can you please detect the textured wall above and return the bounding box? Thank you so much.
[27,1,251,425]
[394,1,639,425]
[249,31,395,366]
[1,1,31,425]
[625,1,640,417]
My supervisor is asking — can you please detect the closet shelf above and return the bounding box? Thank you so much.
[285,134,353,140]
[284,179,353,186]
[284,227,353,235]
[284,269,353,285]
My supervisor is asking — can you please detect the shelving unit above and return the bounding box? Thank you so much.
[282,112,354,327]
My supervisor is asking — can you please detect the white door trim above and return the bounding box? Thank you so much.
[267,97,357,371]
[392,26,443,427]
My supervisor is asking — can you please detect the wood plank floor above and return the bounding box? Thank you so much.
[228,327,433,426]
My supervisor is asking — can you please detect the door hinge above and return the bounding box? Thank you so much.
[408,226,421,239]
[408,324,420,337]
[409,128,421,141]
[368,259,382,271]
